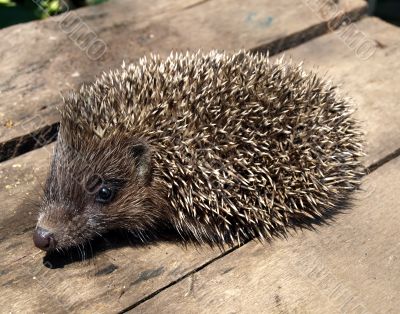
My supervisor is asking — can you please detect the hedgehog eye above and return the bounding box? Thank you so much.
[95,186,115,204]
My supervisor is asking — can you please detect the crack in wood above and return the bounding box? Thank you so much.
[251,6,367,55]
[0,123,59,163]
[94,263,119,276]
[117,245,240,313]
[0,5,367,165]
[118,148,400,311]
[367,146,400,174]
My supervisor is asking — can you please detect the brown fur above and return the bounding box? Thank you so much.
[36,51,364,250]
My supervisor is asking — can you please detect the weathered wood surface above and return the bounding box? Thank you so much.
[0,0,367,161]
[0,5,398,314]
[0,145,228,313]
[134,156,400,314]
[275,17,400,168]
[130,17,400,313]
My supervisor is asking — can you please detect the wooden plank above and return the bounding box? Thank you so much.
[0,0,367,161]
[131,18,400,313]
[0,145,226,313]
[133,146,400,314]
[273,17,400,167]
[6,8,400,314]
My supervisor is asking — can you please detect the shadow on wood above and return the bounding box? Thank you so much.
[42,227,181,269]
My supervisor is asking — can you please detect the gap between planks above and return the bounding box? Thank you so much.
[1,15,398,311]
[117,245,241,313]
[117,151,400,313]
[3,4,397,313]
[0,1,367,163]
[119,16,400,311]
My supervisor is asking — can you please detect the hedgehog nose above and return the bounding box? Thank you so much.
[33,227,56,251]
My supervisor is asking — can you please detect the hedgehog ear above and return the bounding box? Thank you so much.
[130,142,152,184]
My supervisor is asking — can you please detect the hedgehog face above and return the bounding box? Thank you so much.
[32,51,365,252]
[33,134,160,251]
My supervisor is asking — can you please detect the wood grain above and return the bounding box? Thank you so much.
[0,0,367,161]
[274,17,400,167]
[129,17,400,313]
[133,145,400,314]
[0,145,228,313]
[2,5,399,314]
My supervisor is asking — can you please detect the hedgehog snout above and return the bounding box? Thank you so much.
[33,227,57,251]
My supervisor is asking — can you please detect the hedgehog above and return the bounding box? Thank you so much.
[32,51,364,252]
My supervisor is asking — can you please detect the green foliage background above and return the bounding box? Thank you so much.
[0,0,108,28]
